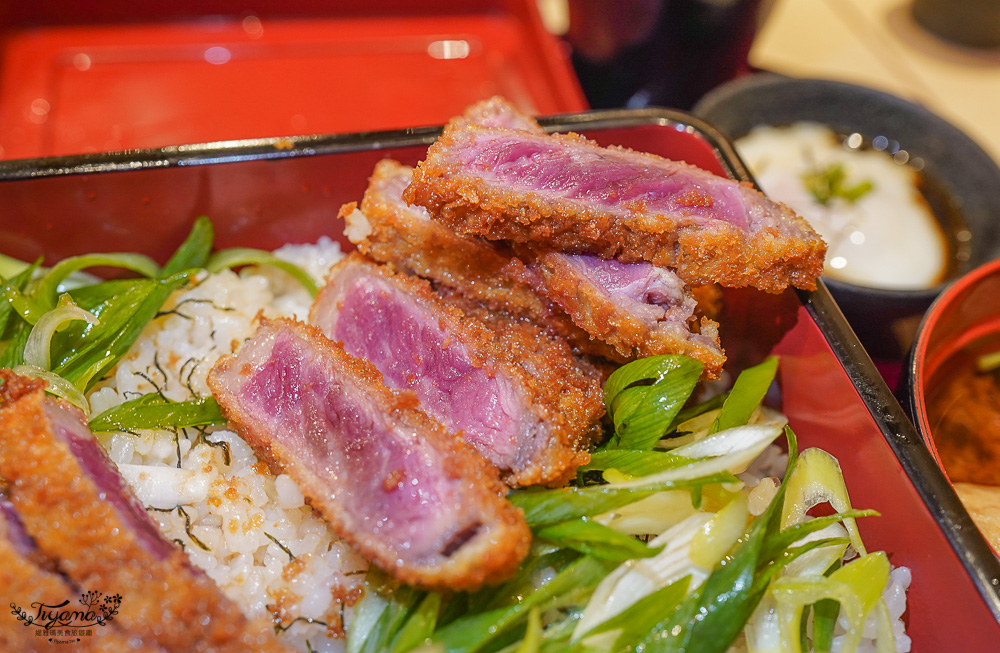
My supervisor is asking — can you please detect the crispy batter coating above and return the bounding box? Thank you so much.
[512,251,727,378]
[404,125,826,293]
[446,95,544,131]
[311,254,605,488]
[344,158,545,314]
[0,498,157,652]
[343,158,619,361]
[208,319,532,591]
[0,370,290,653]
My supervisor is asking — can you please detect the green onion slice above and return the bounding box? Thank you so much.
[33,253,159,310]
[603,355,704,451]
[710,356,778,435]
[23,296,98,370]
[12,364,90,414]
[88,394,227,432]
[206,247,319,297]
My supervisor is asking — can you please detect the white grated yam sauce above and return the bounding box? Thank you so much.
[736,122,949,290]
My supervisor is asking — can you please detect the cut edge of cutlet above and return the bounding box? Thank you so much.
[0,370,291,653]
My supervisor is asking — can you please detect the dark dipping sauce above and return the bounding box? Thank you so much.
[917,171,973,286]
[926,334,1000,485]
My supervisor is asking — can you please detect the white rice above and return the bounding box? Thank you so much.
[89,237,366,652]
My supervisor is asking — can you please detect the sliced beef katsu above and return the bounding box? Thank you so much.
[404,123,826,293]
[0,371,289,653]
[208,319,531,591]
[506,252,726,378]
[310,254,605,487]
[343,158,543,314]
[0,492,159,652]
[342,159,617,361]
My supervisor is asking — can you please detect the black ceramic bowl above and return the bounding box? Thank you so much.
[693,73,1000,359]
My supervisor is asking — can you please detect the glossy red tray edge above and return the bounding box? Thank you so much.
[1,109,998,649]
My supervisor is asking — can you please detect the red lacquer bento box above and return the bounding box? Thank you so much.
[1,108,998,650]
[0,0,585,159]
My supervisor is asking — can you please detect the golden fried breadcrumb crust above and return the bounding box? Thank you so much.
[346,159,545,314]
[344,158,620,362]
[0,370,291,653]
[521,252,726,379]
[0,499,159,652]
[404,127,826,294]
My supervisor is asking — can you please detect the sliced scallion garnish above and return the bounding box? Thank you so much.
[23,295,98,370]
[603,355,704,451]
[207,247,319,297]
[12,364,90,413]
[88,394,226,432]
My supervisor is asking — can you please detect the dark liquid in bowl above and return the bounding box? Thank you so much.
[926,333,1000,485]
[917,172,973,284]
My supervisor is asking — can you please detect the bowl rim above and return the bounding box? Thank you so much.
[910,256,1000,469]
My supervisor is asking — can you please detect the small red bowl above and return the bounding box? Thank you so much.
[910,257,1000,475]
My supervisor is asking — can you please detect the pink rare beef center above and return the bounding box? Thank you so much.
[48,401,176,561]
[237,330,481,562]
[456,133,751,231]
[329,272,525,468]
[565,254,697,325]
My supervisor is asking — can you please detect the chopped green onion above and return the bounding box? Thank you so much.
[602,355,704,451]
[348,568,425,653]
[513,607,542,653]
[388,593,442,653]
[510,472,736,527]
[710,356,778,435]
[770,552,890,653]
[159,217,214,277]
[535,517,664,561]
[23,296,98,370]
[53,271,193,390]
[88,395,226,432]
[600,425,783,492]
[689,492,749,569]
[2,282,47,325]
[12,364,90,413]
[811,567,841,653]
[577,576,691,649]
[801,162,874,206]
[0,252,30,279]
[641,429,798,653]
[781,447,868,556]
[0,259,42,339]
[206,247,319,297]
[0,320,30,370]
[430,555,613,653]
[581,449,694,477]
[32,252,159,311]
